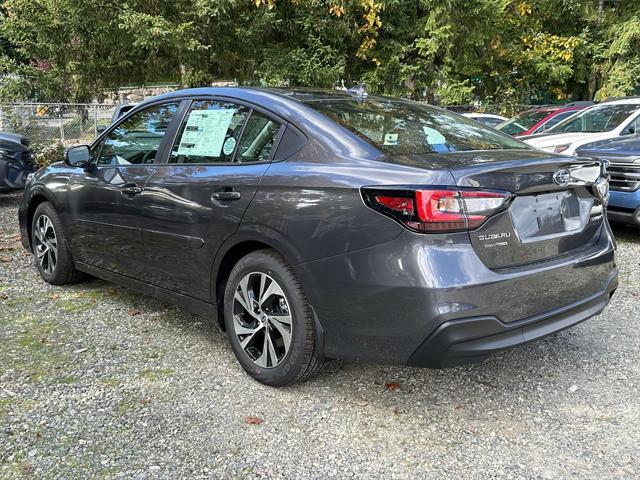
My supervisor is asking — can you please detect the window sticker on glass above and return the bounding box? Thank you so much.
[384,133,399,145]
[422,126,446,145]
[177,109,236,158]
[222,137,236,155]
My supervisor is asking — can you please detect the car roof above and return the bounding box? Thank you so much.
[599,97,640,105]
[464,113,505,118]
[147,86,361,105]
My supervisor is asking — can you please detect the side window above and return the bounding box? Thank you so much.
[170,101,282,164]
[622,116,639,135]
[537,111,575,133]
[539,110,576,132]
[236,111,282,162]
[170,101,250,164]
[94,103,179,165]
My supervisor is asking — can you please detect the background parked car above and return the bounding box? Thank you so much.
[523,98,640,154]
[496,102,593,137]
[0,131,37,193]
[577,134,640,226]
[462,112,507,128]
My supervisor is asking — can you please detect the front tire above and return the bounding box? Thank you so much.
[224,250,324,386]
[31,202,85,285]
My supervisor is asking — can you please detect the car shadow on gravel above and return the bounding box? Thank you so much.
[611,223,640,243]
[51,247,625,402]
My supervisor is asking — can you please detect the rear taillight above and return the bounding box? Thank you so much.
[363,187,511,233]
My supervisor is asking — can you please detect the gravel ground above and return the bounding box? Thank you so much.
[1,190,639,480]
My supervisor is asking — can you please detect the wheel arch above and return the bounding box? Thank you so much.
[25,191,56,249]
[211,229,306,330]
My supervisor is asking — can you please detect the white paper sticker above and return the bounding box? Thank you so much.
[423,126,446,145]
[222,137,236,155]
[177,109,236,158]
[383,133,399,145]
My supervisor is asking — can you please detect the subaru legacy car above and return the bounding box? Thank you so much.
[577,135,640,226]
[0,131,37,192]
[19,88,617,386]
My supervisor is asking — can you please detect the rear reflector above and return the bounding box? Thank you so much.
[363,187,511,233]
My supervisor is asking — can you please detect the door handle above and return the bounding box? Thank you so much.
[211,190,241,202]
[121,184,143,196]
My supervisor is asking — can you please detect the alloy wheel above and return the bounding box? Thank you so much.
[34,214,58,274]
[232,272,293,368]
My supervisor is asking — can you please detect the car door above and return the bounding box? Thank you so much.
[67,101,182,278]
[140,98,284,300]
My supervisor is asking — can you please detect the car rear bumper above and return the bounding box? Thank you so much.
[297,226,617,366]
[0,158,36,192]
[408,271,617,367]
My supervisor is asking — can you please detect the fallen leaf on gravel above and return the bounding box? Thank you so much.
[0,255,12,263]
[245,416,264,425]
[140,398,152,406]
[49,293,60,300]
[385,382,399,391]
[38,336,47,344]
[128,308,142,316]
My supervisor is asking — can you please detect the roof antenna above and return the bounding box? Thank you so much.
[347,82,368,100]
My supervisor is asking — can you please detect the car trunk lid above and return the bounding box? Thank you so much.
[392,149,607,269]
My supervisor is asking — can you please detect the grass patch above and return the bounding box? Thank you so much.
[53,288,110,313]
[56,375,78,385]
[0,398,14,418]
[98,377,119,388]
[55,299,95,313]
[139,368,174,381]
[2,315,71,382]
[4,295,35,308]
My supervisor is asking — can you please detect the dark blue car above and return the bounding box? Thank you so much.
[577,135,640,226]
[0,131,37,192]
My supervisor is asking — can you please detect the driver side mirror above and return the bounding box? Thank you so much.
[64,145,91,167]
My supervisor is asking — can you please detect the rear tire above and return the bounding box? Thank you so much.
[31,202,85,285]
[224,250,324,386]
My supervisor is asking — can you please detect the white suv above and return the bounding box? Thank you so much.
[523,98,640,155]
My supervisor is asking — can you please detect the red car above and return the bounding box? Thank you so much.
[497,102,594,137]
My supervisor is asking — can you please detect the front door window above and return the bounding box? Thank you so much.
[94,103,180,165]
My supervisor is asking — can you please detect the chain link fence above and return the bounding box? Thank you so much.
[0,103,122,149]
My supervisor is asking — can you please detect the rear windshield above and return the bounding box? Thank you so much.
[549,103,640,133]
[496,109,550,135]
[309,99,528,154]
